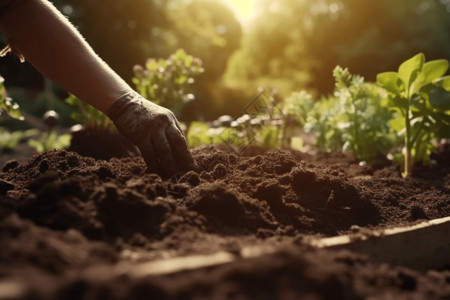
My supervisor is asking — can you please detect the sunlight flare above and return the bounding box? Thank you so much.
[222,0,258,25]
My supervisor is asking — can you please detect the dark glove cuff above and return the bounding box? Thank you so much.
[105,91,141,121]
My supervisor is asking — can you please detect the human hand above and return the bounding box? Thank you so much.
[106,92,198,178]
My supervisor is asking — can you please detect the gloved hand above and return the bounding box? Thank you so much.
[107,91,198,178]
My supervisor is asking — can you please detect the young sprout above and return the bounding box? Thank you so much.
[377,53,450,177]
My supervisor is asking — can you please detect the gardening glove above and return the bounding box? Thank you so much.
[106,91,199,179]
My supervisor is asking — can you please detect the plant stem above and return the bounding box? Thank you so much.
[349,90,360,155]
[410,118,425,148]
[404,107,412,178]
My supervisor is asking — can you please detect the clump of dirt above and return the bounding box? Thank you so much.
[1,144,449,299]
[68,126,139,160]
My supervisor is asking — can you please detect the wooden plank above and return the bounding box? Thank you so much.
[114,216,450,278]
[129,252,235,277]
[308,216,450,270]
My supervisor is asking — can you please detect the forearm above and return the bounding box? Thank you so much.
[0,0,132,113]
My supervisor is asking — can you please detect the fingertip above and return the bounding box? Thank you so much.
[153,131,178,179]
[166,126,198,171]
[189,160,200,172]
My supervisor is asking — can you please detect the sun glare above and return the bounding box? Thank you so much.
[222,0,258,26]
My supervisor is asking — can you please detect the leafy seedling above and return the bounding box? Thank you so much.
[28,110,71,153]
[377,53,450,177]
[0,128,38,151]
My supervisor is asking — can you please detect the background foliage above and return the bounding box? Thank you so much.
[0,0,449,121]
[225,0,450,97]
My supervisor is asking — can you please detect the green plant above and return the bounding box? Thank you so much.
[66,94,115,131]
[0,76,23,120]
[28,131,71,153]
[0,128,38,151]
[281,91,314,149]
[257,125,282,149]
[304,95,343,153]
[28,110,72,153]
[334,66,395,162]
[65,49,203,134]
[186,114,284,151]
[304,66,394,163]
[377,53,450,177]
[186,121,224,148]
[282,91,314,128]
[132,49,204,117]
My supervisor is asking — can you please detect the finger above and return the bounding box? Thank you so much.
[153,129,178,178]
[166,126,199,172]
[174,122,184,134]
[138,139,162,176]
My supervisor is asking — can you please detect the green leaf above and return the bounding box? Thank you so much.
[0,97,23,120]
[290,136,304,151]
[186,121,211,147]
[377,72,401,94]
[175,74,188,85]
[429,87,450,110]
[28,132,71,153]
[413,59,449,93]
[398,53,425,95]
[433,75,450,91]
[333,66,352,89]
[433,113,450,138]
[28,139,44,153]
[389,115,405,132]
[184,55,194,68]
[145,59,158,71]
[391,95,408,110]
[132,49,203,117]
[259,125,281,149]
[54,133,72,149]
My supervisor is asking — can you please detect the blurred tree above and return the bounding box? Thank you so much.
[169,0,242,80]
[166,0,243,120]
[1,0,243,121]
[56,0,243,117]
[308,0,450,93]
[225,0,450,96]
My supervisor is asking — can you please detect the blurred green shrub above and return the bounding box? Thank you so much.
[132,49,204,117]
[66,93,115,131]
[304,66,395,163]
[0,76,23,120]
[65,49,203,138]
[186,121,224,148]
[0,127,38,151]
[225,0,450,96]
[281,91,314,148]
[28,131,71,153]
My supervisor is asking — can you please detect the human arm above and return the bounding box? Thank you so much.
[0,0,198,178]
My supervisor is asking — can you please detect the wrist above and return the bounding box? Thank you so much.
[105,91,141,121]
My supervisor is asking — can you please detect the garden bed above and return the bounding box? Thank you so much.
[1,143,450,299]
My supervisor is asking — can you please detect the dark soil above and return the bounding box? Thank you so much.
[1,142,449,299]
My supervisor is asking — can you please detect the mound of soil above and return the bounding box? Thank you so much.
[68,127,139,160]
[1,144,449,299]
